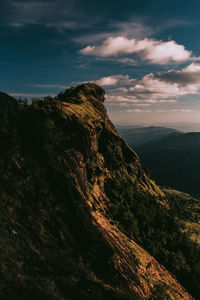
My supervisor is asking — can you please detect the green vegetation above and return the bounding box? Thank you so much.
[105,170,200,298]
[57,83,105,104]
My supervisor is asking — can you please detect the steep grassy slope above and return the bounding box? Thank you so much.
[163,189,200,246]
[0,84,197,299]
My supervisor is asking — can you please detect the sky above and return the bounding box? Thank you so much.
[1,0,200,125]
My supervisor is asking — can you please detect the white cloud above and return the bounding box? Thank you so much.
[72,75,137,87]
[133,103,151,106]
[96,76,119,86]
[131,63,200,100]
[103,63,200,110]
[96,75,136,86]
[80,36,197,64]
[106,94,138,103]
[117,57,138,65]
[124,109,152,112]
[155,63,200,84]
[128,74,186,98]
[67,76,135,88]
[145,99,177,103]
[123,109,193,113]
[125,65,200,100]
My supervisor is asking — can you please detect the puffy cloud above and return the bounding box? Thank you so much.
[96,75,136,86]
[124,109,152,112]
[106,76,183,102]
[117,57,138,65]
[106,94,141,103]
[129,63,200,99]
[103,63,200,109]
[128,74,188,98]
[96,76,119,86]
[106,93,177,104]
[124,109,193,113]
[155,63,200,84]
[68,75,136,88]
[145,99,177,103]
[80,36,196,64]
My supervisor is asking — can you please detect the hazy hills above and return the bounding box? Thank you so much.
[0,84,199,299]
[118,126,200,197]
[117,126,179,148]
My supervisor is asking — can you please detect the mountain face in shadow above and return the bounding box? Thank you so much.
[0,84,199,299]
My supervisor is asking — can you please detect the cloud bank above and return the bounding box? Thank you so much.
[95,75,136,86]
[101,63,200,109]
[81,36,197,64]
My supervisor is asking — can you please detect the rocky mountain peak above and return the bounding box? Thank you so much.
[0,85,198,299]
[57,82,105,104]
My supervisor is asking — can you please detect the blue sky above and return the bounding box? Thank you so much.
[1,0,200,124]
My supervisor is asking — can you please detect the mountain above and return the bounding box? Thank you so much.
[117,126,179,148]
[0,84,199,299]
[137,132,200,196]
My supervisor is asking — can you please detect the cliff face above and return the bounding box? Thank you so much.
[0,84,194,299]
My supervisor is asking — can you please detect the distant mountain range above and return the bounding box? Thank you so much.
[119,126,200,196]
[117,126,179,148]
[117,122,200,132]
